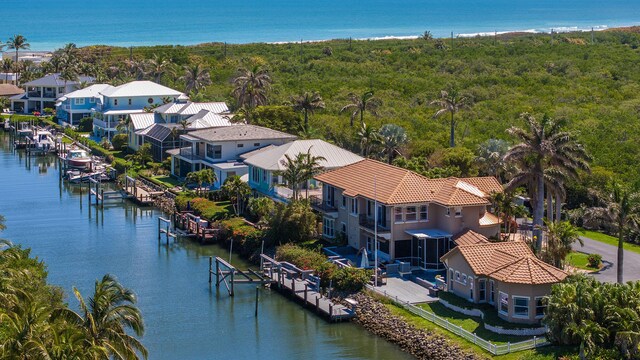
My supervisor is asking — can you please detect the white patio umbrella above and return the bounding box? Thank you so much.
[360,248,369,268]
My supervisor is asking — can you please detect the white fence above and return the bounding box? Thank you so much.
[369,286,550,356]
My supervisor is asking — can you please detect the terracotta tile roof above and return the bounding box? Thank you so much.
[453,230,490,246]
[479,212,500,227]
[441,241,567,285]
[488,256,568,284]
[314,159,502,206]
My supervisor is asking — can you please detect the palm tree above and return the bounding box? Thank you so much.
[186,169,216,196]
[544,220,583,268]
[340,91,380,127]
[7,34,30,63]
[222,175,252,215]
[430,88,471,148]
[583,183,640,283]
[504,113,590,251]
[180,64,211,95]
[299,148,326,199]
[276,154,305,201]
[146,54,170,83]
[62,274,148,359]
[115,116,131,134]
[357,122,381,157]
[291,91,325,132]
[476,138,510,181]
[567,320,608,360]
[378,124,408,164]
[231,66,271,110]
[1,59,14,83]
[248,197,275,229]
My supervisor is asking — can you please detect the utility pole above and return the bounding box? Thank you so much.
[129,46,133,61]
[300,39,303,63]
[494,30,497,46]
[451,31,454,48]
[550,29,554,46]
[224,42,227,58]
[591,27,594,44]
[349,37,352,51]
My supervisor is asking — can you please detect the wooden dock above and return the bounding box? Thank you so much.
[123,176,156,205]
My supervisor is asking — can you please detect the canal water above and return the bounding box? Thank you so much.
[0,133,409,360]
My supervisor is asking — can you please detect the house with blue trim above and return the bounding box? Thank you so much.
[92,80,183,139]
[10,73,94,114]
[243,139,363,202]
[55,84,112,127]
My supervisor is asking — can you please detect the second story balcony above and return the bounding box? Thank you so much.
[359,214,391,233]
[310,195,338,213]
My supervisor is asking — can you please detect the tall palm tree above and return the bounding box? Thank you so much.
[476,138,510,181]
[504,113,590,251]
[186,169,216,196]
[231,66,271,110]
[7,34,30,63]
[299,148,326,199]
[276,154,305,201]
[430,88,471,148]
[180,64,211,95]
[62,274,148,360]
[222,175,252,215]
[340,91,380,127]
[583,183,640,283]
[357,122,381,157]
[567,320,608,360]
[291,91,325,132]
[378,123,408,164]
[147,54,170,83]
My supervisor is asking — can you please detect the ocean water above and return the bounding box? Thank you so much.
[1,0,639,50]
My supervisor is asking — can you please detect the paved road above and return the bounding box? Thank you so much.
[574,237,640,283]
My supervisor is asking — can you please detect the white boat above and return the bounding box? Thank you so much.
[62,148,92,169]
[30,130,56,152]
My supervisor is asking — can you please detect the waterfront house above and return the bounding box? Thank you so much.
[313,159,502,267]
[244,139,363,201]
[167,125,297,188]
[128,112,155,150]
[10,73,95,114]
[55,84,113,127]
[440,231,567,324]
[92,80,183,140]
[0,84,24,100]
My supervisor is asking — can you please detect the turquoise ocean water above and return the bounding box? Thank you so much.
[1,0,640,50]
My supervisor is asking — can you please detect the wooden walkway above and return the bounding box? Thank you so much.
[261,254,355,322]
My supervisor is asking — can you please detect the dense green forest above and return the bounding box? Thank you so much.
[72,29,640,183]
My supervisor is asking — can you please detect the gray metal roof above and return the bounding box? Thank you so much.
[143,124,177,142]
[129,112,156,130]
[243,139,363,171]
[187,125,297,142]
[155,101,229,115]
[23,73,95,87]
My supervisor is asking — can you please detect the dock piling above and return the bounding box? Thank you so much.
[254,286,259,317]
[209,256,213,283]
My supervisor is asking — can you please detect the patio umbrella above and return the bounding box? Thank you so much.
[360,248,369,268]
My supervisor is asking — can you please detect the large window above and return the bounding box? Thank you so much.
[350,198,358,215]
[74,98,85,105]
[206,144,221,159]
[478,279,486,302]
[322,218,335,238]
[420,205,428,221]
[367,200,373,217]
[405,206,417,221]
[251,167,260,182]
[499,292,509,314]
[341,195,347,208]
[535,297,545,318]
[489,280,495,304]
[394,207,403,222]
[514,296,529,318]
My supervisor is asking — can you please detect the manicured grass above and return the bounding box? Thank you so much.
[419,302,532,344]
[385,304,575,360]
[579,229,640,255]
[565,251,600,271]
[152,175,181,188]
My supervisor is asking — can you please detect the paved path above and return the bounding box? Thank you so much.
[574,236,640,283]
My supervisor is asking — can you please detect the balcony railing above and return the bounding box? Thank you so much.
[177,147,213,164]
[359,214,391,232]
[310,195,337,212]
[27,91,41,97]
[93,118,116,130]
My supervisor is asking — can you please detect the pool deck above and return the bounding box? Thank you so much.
[370,276,438,304]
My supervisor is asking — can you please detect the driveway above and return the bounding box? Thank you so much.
[574,236,640,283]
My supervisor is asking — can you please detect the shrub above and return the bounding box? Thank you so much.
[275,243,327,270]
[219,217,264,257]
[190,198,233,221]
[111,134,128,150]
[587,253,602,268]
[333,267,371,292]
[78,117,93,132]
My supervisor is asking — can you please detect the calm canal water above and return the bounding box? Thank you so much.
[0,133,409,360]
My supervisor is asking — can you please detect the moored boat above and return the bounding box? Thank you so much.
[61,148,92,169]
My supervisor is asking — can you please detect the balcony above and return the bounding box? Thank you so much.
[310,195,338,213]
[93,118,116,130]
[359,214,391,233]
[177,147,213,164]
[27,91,41,98]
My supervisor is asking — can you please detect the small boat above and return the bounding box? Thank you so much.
[2,119,10,132]
[62,148,92,169]
[30,130,56,152]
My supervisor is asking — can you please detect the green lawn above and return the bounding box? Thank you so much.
[579,229,640,255]
[152,176,181,188]
[385,304,575,360]
[565,251,600,271]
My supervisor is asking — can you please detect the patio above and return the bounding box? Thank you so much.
[371,276,438,304]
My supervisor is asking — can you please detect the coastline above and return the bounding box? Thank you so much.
[15,23,640,52]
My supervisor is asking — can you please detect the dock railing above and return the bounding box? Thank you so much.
[367,286,549,356]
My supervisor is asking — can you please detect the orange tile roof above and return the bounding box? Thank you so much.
[314,159,502,206]
[453,230,490,246]
[479,212,500,227]
[489,256,568,284]
[441,241,567,285]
